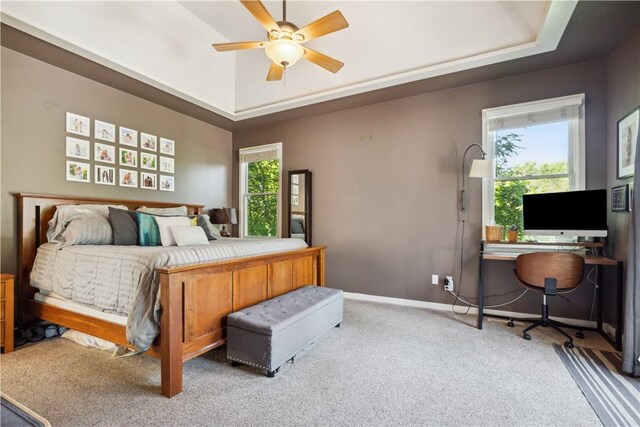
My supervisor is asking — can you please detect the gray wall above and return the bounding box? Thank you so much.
[607,25,639,265]
[604,25,640,323]
[0,47,233,276]
[234,59,609,320]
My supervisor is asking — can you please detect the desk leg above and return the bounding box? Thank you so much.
[615,261,624,351]
[597,264,604,333]
[477,243,484,330]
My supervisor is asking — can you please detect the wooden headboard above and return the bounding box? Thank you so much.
[15,193,204,320]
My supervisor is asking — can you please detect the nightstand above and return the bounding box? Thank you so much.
[1,273,15,353]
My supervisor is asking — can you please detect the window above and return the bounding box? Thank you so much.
[239,143,283,238]
[481,94,585,240]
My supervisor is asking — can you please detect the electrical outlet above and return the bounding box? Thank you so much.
[431,274,439,285]
[444,276,454,292]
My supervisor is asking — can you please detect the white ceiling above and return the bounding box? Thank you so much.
[1,1,577,121]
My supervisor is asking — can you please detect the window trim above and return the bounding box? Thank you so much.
[238,142,283,239]
[481,94,586,238]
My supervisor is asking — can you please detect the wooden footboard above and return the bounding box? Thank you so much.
[157,246,325,397]
[15,193,325,397]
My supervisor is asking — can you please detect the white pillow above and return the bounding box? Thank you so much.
[171,226,209,246]
[137,205,188,216]
[154,216,192,246]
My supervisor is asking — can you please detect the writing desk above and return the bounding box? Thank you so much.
[478,241,624,350]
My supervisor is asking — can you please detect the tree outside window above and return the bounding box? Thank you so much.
[493,128,570,239]
[246,159,279,237]
[239,142,282,238]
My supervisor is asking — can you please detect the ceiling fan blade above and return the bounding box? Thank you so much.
[303,48,344,73]
[295,11,349,42]
[266,63,284,81]
[212,41,265,52]
[240,0,280,33]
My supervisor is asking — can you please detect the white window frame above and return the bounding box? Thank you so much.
[481,94,586,241]
[238,142,283,239]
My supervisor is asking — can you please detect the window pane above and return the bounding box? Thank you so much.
[248,159,279,194]
[495,122,568,178]
[494,177,569,238]
[247,194,278,237]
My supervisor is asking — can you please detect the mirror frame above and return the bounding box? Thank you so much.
[287,169,312,246]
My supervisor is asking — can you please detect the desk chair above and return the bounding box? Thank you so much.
[510,252,585,348]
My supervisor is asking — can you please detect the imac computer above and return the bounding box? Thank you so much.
[522,189,608,238]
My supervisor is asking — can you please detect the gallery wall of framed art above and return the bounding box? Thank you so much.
[64,112,176,191]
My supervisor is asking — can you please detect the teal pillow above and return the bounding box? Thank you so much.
[137,213,160,246]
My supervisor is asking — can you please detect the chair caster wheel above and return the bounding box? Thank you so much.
[575,331,584,339]
[564,340,574,349]
[507,319,514,327]
[523,333,531,340]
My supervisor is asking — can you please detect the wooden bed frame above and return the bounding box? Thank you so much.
[15,193,325,397]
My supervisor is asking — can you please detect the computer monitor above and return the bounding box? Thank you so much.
[522,189,608,237]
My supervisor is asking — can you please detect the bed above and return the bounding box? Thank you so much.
[16,193,326,397]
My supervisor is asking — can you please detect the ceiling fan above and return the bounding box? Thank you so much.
[212,0,349,81]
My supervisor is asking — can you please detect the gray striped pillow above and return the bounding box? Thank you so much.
[57,212,113,247]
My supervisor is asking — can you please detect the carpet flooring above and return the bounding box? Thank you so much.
[0,299,612,426]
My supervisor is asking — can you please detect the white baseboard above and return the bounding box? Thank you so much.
[343,292,600,329]
[602,322,616,340]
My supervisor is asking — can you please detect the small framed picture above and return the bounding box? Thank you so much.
[159,156,174,174]
[292,195,299,205]
[120,127,138,147]
[119,148,138,167]
[141,172,157,190]
[66,160,90,182]
[292,184,299,195]
[119,169,138,188]
[159,138,175,156]
[291,175,299,184]
[95,165,116,186]
[617,106,639,179]
[141,133,157,152]
[66,137,90,160]
[141,152,157,170]
[66,112,90,137]
[159,175,175,192]
[94,142,116,164]
[94,120,116,142]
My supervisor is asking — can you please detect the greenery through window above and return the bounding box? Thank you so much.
[493,122,572,239]
[246,159,279,237]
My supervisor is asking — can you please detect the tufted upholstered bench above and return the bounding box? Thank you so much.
[226,286,343,377]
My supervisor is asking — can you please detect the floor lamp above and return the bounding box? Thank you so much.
[453,143,492,313]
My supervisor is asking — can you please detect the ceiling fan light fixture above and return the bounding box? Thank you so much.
[265,39,304,67]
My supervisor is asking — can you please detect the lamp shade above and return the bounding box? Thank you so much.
[265,39,304,67]
[211,208,230,225]
[469,158,492,178]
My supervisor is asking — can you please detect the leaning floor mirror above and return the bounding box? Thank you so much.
[288,169,312,245]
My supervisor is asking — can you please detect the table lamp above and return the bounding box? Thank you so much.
[211,208,236,237]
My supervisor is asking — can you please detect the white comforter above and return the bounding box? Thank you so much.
[30,238,308,350]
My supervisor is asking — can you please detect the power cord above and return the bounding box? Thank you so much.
[451,218,471,315]
[449,288,529,309]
